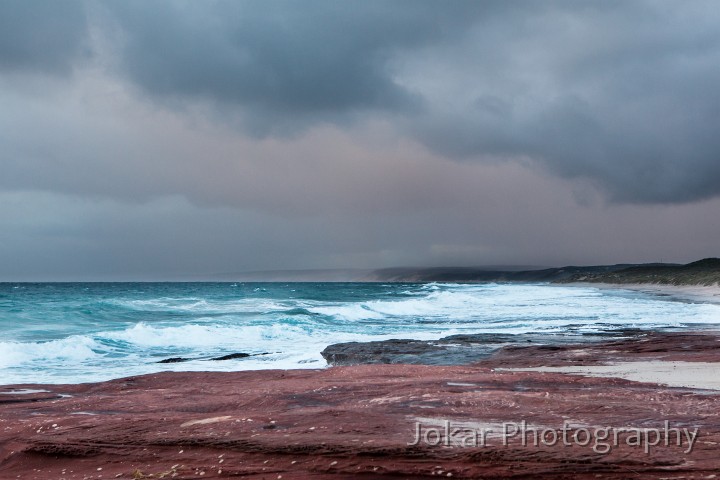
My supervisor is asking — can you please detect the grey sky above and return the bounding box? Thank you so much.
[1,1,719,279]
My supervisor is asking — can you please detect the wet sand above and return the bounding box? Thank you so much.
[501,360,720,390]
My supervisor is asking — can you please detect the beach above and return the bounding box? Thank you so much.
[571,282,720,306]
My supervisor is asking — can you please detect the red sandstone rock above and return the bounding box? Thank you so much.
[1,333,719,479]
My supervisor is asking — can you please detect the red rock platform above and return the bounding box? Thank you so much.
[1,332,720,479]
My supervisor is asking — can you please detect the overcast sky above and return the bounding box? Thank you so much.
[1,0,719,280]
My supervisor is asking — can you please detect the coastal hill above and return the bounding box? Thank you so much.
[204,258,720,285]
[561,257,720,286]
[368,258,720,286]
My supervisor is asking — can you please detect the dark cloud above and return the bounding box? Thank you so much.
[97,0,720,203]
[101,0,500,134]
[0,0,87,74]
[5,1,719,203]
[406,1,720,203]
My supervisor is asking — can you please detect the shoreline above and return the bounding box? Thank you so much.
[2,331,720,478]
[563,281,720,305]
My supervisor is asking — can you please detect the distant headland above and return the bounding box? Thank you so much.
[368,258,720,285]
[207,258,720,285]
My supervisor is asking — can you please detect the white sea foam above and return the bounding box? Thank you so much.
[0,323,457,384]
[2,283,720,385]
[0,335,99,369]
[309,284,720,328]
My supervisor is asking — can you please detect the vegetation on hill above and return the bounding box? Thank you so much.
[562,258,720,286]
[370,258,720,286]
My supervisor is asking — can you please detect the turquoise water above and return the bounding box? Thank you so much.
[1,282,719,384]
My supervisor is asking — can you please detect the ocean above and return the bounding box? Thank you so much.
[1,282,719,385]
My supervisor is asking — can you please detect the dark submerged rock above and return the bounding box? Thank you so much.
[210,352,251,361]
[156,352,272,364]
[156,357,190,364]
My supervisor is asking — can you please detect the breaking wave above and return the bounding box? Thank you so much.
[1,282,719,384]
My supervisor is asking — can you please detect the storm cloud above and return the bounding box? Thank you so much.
[1,1,719,278]
[4,1,720,202]
[108,1,720,202]
[0,0,87,74]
